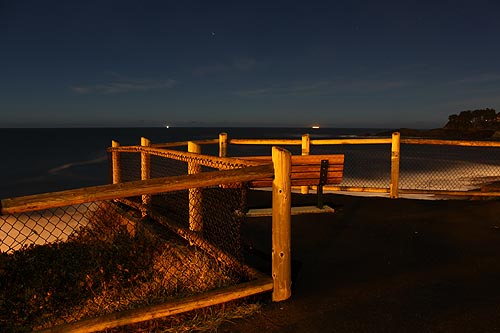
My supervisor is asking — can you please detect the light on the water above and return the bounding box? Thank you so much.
[312,125,320,129]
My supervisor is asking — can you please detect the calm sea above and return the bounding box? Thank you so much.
[0,127,382,199]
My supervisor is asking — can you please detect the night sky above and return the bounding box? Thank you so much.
[2,0,500,128]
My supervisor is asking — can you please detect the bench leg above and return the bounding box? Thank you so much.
[317,185,324,209]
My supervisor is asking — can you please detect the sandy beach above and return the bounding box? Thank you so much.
[221,190,500,332]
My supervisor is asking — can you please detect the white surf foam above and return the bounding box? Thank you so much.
[48,156,108,174]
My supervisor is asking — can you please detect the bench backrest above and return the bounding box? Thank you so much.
[241,154,344,187]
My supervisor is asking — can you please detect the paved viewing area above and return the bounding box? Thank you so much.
[222,191,500,332]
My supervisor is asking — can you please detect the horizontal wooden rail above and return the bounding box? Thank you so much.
[311,138,393,145]
[229,137,393,145]
[1,164,274,215]
[229,138,302,145]
[401,138,500,147]
[112,136,500,150]
[227,136,500,147]
[34,276,273,333]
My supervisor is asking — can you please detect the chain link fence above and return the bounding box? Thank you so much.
[226,139,500,193]
[312,144,391,189]
[115,147,253,255]
[0,148,265,332]
[399,143,500,191]
[0,202,98,254]
[228,143,391,189]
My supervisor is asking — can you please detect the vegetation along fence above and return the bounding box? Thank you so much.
[0,143,294,332]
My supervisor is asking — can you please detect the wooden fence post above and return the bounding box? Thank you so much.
[390,132,401,199]
[111,140,121,184]
[188,141,203,232]
[301,134,310,194]
[272,146,292,302]
[141,137,151,214]
[219,132,228,157]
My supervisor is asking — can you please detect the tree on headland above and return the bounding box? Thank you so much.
[444,108,500,130]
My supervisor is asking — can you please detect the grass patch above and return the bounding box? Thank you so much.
[0,202,247,332]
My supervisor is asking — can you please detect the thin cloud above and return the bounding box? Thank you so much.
[343,79,411,91]
[192,63,230,76]
[235,79,411,97]
[454,74,500,85]
[71,78,176,95]
[71,86,92,94]
[236,81,330,97]
[192,57,256,76]
[233,57,256,71]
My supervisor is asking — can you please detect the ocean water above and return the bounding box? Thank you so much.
[0,127,499,199]
[0,127,380,199]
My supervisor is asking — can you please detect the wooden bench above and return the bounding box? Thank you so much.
[241,154,345,216]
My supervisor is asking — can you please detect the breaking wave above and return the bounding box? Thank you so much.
[48,156,108,174]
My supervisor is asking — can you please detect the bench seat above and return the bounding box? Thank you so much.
[241,154,345,213]
[241,154,344,188]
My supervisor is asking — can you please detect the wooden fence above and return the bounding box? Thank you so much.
[148,132,500,198]
[1,146,293,332]
[222,132,500,198]
[107,142,293,302]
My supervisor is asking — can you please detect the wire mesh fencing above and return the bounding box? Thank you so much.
[0,150,266,332]
[1,200,143,331]
[118,151,142,182]
[224,138,500,194]
[0,202,101,254]
[399,143,500,191]
[228,142,391,189]
[312,144,391,189]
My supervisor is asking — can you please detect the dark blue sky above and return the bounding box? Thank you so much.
[2,0,500,128]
